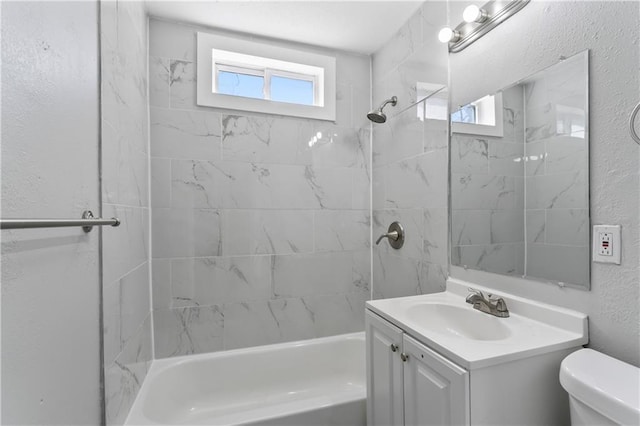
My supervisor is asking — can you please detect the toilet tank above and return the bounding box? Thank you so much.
[560,349,640,425]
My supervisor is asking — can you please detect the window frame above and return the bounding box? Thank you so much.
[267,69,318,106]
[214,63,318,106]
[197,32,336,121]
[215,64,266,99]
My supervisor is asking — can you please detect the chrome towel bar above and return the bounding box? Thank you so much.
[0,210,120,233]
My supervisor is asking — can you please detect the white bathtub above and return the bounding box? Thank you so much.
[125,332,366,425]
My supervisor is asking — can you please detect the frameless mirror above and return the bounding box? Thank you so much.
[450,50,590,288]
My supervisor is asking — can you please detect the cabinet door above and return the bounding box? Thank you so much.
[366,310,404,426]
[402,335,470,426]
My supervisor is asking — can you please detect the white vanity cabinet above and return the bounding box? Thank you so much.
[365,279,588,426]
[366,310,470,426]
[366,309,404,426]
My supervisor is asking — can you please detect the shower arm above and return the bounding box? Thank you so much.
[377,96,398,111]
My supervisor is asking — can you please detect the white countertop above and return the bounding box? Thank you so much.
[366,278,589,370]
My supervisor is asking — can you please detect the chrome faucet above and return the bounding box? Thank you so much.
[466,288,509,318]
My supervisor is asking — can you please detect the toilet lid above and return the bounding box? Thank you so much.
[560,349,640,425]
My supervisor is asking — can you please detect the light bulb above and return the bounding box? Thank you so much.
[463,5,488,23]
[438,27,460,43]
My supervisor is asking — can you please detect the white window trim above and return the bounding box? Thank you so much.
[197,32,336,121]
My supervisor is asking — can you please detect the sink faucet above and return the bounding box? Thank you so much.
[466,288,510,318]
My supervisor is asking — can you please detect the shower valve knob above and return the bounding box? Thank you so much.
[375,221,404,249]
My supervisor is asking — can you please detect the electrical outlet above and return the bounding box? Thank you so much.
[598,232,612,256]
[593,225,621,264]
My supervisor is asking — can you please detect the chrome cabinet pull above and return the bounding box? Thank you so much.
[390,344,399,352]
[401,353,409,362]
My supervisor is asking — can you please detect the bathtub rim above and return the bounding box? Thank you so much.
[150,331,364,375]
[125,331,365,425]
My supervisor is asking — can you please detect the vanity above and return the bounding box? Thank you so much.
[365,278,588,426]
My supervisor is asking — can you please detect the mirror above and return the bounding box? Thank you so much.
[450,50,590,288]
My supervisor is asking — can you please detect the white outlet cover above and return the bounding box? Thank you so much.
[592,225,621,264]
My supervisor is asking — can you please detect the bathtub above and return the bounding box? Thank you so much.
[125,332,366,425]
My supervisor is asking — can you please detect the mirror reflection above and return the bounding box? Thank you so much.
[450,50,590,288]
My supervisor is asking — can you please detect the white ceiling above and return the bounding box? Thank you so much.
[145,1,425,54]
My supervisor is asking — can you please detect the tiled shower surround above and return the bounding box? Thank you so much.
[149,19,372,358]
[371,2,450,299]
[101,1,152,424]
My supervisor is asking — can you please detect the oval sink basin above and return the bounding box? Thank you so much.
[404,303,511,341]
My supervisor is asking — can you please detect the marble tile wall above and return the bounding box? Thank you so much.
[524,57,589,286]
[148,18,371,358]
[101,1,152,424]
[450,85,526,276]
[371,2,450,299]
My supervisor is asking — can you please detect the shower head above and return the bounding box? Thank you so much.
[367,96,398,123]
[367,110,387,123]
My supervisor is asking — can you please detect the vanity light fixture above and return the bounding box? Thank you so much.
[441,0,530,53]
[438,27,461,43]
[463,5,488,23]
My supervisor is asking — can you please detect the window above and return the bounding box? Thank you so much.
[451,104,477,124]
[217,66,264,99]
[270,75,314,105]
[415,83,448,121]
[556,104,586,139]
[197,32,336,121]
[451,93,504,137]
[215,63,316,106]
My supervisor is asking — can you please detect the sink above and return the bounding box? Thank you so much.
[405,303,511,341]
[366,278,588,369]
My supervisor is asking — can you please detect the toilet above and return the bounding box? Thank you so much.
[560,349,640,425]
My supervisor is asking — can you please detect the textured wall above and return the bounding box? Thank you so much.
[148,18,371,358]
[449,0,640,366]
[100,1,152,424]
[371,1,450,299]
[1,1,102,424]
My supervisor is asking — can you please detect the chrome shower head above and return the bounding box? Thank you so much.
[367,96,398,123]
[367,110,387,123]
